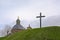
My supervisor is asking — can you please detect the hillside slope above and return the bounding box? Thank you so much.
[0,26,60,40]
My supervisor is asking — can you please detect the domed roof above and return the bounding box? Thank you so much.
[12,17,25,30]
[12,24,24,30]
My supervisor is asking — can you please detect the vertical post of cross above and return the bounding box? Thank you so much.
[36,12,45,28]
[40,13,41,28]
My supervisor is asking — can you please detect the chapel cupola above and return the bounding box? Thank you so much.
[16,16,20,25]
[11,16,25,33]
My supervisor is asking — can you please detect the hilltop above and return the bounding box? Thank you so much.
[0,26,60,40]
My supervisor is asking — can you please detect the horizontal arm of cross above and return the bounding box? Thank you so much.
[36,16,45,18]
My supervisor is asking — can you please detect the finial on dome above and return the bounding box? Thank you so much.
[18,16,19,19]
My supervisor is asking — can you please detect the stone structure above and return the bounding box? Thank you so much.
[27,24,32,29]
[11,17,25,33]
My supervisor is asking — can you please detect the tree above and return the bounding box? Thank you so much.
[4,25,12,35]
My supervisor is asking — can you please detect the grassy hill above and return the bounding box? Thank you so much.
[0,26,60,40]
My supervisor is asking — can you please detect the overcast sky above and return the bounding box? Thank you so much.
[0,0,60,25]
[0,0,60,37]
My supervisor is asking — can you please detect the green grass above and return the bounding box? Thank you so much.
[0,26,60,40]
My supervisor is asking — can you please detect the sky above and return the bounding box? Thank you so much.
[0,0,60,37]
[0,0,60,27]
